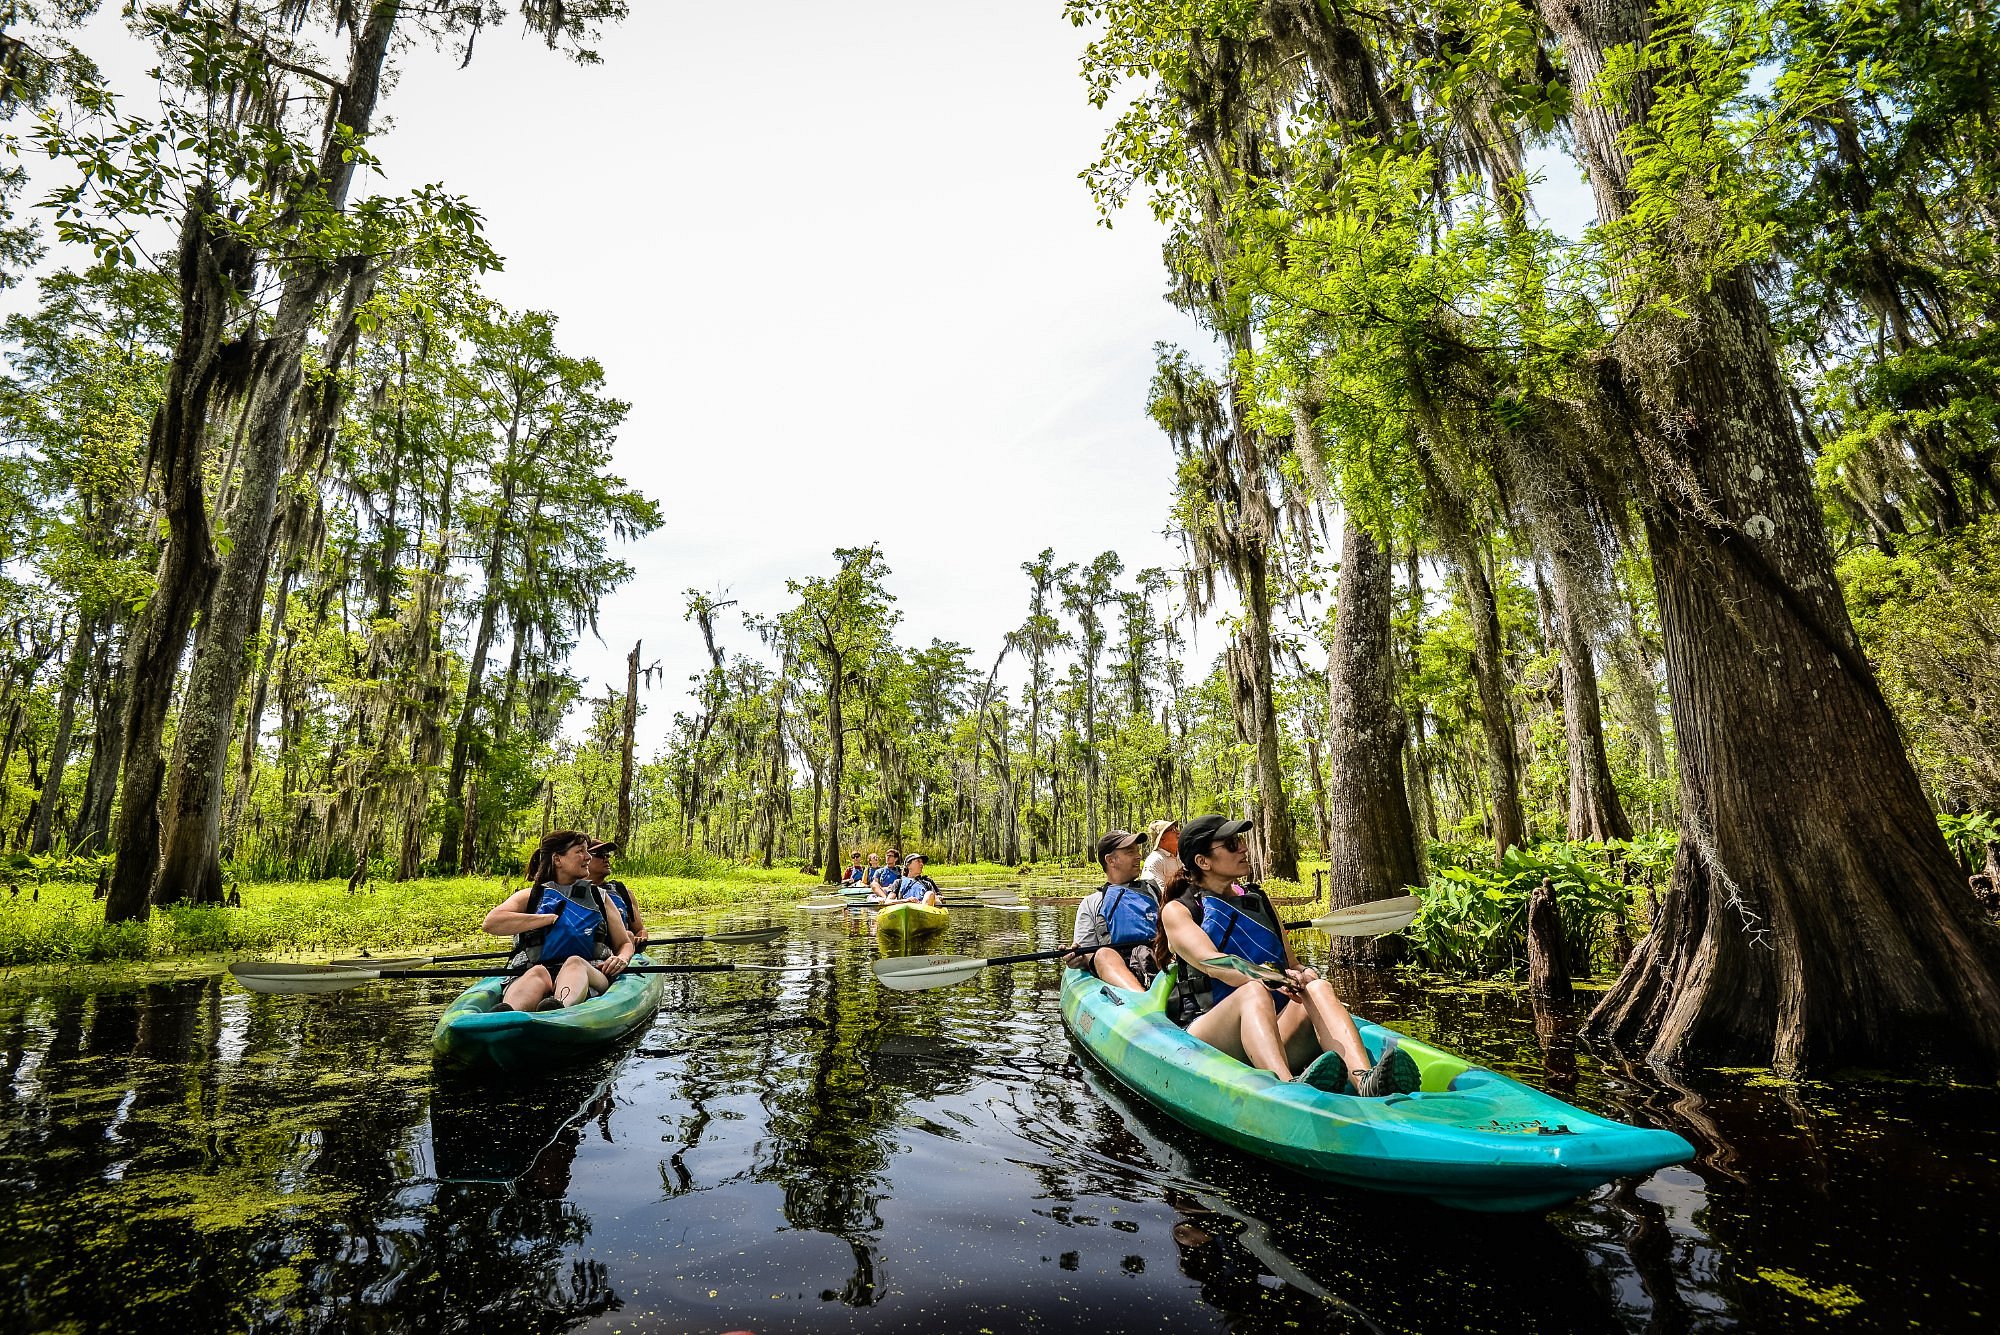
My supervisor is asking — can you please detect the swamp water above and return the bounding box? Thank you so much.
[2,900,1996,1334]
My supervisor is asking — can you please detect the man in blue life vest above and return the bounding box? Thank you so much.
[892,853,942,906]
[874,850,902,892]
[587,839,646,947]
[843,851,869,885]
[1066,829,1177,991]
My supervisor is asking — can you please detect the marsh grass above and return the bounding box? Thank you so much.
[0,862,835,969]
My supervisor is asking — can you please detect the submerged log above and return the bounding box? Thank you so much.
[1528,878,1573,1002]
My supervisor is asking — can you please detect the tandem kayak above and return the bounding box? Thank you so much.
[432,957,666,1072]
[1060,966,1694,1213]
[875,902,949,943]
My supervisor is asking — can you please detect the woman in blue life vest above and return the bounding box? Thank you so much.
[481,828,636,1012]
[1160,815,1418,1097]
[586,838,645,947]
[891,853,942,906]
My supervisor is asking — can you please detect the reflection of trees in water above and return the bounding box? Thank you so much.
[0,976,623,1334]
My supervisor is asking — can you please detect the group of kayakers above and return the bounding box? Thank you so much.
[839,848,943,907]
[1067,816,1420,1099]
[481,830,649,1012]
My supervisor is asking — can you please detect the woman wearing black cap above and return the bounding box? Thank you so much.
[1160,815,1418,1096]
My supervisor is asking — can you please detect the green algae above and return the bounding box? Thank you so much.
[1756,1268,1865,1316]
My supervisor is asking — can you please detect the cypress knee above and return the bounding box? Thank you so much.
[1528,878,1573,1001]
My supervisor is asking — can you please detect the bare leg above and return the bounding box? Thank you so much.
[501,964,554,1012]
[1090,946,1144,992]
[1279,979,1371,1076]
[552,956,609,1007]
[1187,984,1294,1080]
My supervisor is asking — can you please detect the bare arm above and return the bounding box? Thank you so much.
[482,888,556,937]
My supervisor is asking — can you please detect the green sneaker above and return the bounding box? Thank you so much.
[1297,1051,1356,1095]
[1357,1045,1421,1097]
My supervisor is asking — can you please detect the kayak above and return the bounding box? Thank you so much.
[875,901,949,943]
[1060,966,1694,1213]
[432,956,666,1072]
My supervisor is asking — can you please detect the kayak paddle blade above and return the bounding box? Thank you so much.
[228,961,381,995]
[705,925,789,945]
[871,954,989,992]
[1306,894,1421,937]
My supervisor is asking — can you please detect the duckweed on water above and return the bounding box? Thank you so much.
[1756,1268,1866,1316]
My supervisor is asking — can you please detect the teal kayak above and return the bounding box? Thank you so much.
[1061,966,1694,1212]
[432,956,665,1072]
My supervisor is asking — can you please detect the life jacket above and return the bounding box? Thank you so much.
[1168,882,1285,1022]
[514,880,612,968]
[1099,880,1162,948]
[873,865,900,888]
[845,863,867,884]
[598,878,635,929]
[898,875,939,901]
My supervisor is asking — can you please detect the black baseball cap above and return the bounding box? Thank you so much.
[1178,815,1253,863]
[587,839,620,857]
[1094,830,1145,865]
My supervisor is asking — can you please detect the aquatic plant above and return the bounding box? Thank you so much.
[1404,843,1636,977]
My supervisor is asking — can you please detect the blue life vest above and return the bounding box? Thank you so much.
[599,879,635,929]
[845,864,867,885]
[898,875,939,901]
[874,865,900,889]
[1100,882,1161,948]
[518,881,610,968]
[1198,885,1286,1005]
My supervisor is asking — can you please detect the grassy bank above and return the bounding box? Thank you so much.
[0,863,825,969]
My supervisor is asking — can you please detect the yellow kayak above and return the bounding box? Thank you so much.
[875,901,949,943]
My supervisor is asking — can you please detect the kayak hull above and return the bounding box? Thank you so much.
[875,902,949,943]
[1060,967,1693,1213]
[432,956,666,1072]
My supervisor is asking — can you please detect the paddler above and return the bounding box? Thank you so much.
[1066,829,1176,991]
[1143,818,1181,886]
[1161,815,1417,1096]
[843,851,869,885]
[874,850,903,893]
[892,852,943,906]
[481,828,636,1011]
[587,839,646,947]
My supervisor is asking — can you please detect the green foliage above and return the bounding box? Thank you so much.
[1406,841,1638,977]
[1938,812,1999,874]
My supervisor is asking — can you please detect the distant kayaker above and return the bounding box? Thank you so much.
[588,839,646,948]
[481,828,636,1011]
[1066,829,1172,991]
[843,851,869,885]
[1143,819,1181,886]
[892,853,943,907]
[1161,815,1418,1097]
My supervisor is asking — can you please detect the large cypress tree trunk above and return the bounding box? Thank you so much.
[103,196,242,924]
[821,657,845,884]
[1325,517,1423,962]
[1540,0,2000,1071]
[1550,558,1631,842]
[1453,545,1527,853]
[151,6,398,907]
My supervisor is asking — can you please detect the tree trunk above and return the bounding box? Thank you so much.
[1324,518,1423,962]
[1541,0,2000,1071]
[30,614,97,854]
[71,617,128,856]
[1453,545,1526,854]
[821,659,845,883]
[103,194,242,924]
[1241,556,1301,880]
[1550,558,1631,842]
[616,640,640,850]
[150,6,398,908]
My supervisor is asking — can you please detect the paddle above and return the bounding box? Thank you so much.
[798,895,1026,912]
[327,924,789,969]
[229,959,830,996]
[869,895,1422,993]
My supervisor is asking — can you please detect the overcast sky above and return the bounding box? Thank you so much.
[15,2,1593,756]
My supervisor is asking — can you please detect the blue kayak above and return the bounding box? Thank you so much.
[432,956,665,1072]
[1062,966,1694,1212]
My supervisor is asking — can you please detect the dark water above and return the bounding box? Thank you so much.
[2,900,1996,1334]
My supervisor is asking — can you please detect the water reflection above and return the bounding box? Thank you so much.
[0,899,1996,1333]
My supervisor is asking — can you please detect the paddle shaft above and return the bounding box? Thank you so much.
[360,963,754,980]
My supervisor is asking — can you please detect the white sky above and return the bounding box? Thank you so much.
[12,3,1595,758]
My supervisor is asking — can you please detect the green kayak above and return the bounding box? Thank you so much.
[432,956,666,1072]
[1061,966,1694,1213]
